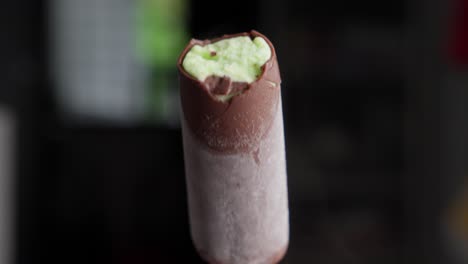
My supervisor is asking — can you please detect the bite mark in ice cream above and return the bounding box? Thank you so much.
[182,36,272,93]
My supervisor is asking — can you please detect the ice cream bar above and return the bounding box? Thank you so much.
[178,30,289,264]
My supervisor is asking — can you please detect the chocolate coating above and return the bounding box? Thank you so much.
[177,30,282,153]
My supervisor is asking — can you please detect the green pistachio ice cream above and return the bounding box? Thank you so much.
[182,36,272,83]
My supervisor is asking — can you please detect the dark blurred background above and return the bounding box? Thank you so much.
[0,0,467,263]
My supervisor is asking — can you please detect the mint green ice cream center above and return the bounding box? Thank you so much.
[182,36,272,83]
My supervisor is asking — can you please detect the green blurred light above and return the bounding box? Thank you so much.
[135,0,189,122]
[136,0,188,68]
